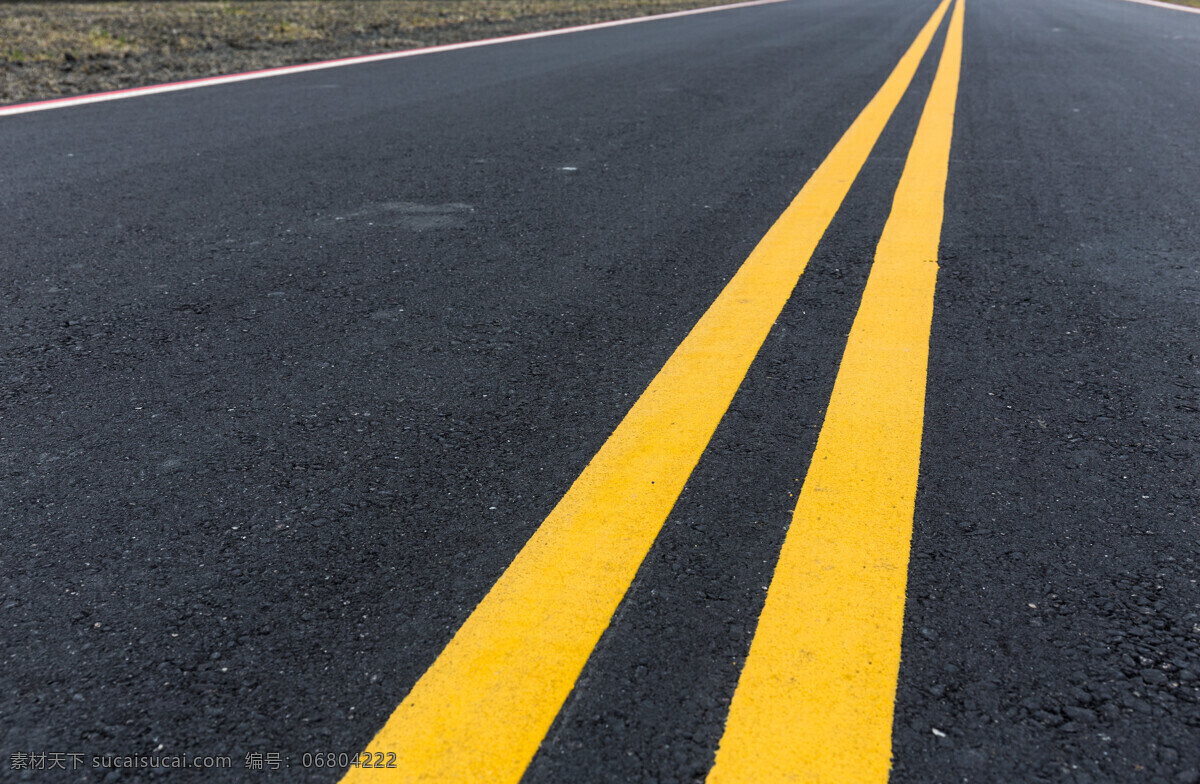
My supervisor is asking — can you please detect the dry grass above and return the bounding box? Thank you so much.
[0,0,727,103]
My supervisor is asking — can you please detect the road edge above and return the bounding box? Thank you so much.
[0,0,789,118]
[1115,0,1200,15]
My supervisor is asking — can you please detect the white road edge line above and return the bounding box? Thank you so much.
[0,0,790,118]
[1115,0,1200,15]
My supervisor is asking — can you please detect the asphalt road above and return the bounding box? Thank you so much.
[2,0,1199,781]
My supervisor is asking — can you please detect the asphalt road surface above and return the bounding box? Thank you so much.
[3,0,1200,781]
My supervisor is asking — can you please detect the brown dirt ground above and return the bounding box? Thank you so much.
[0,0,729,104]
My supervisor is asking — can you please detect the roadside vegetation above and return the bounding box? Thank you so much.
[1,0,724,103]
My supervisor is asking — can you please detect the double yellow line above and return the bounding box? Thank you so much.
[343,0,964,780]
[710,0,964,779]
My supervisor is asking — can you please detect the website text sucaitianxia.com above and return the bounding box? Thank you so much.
[8,750,400,773]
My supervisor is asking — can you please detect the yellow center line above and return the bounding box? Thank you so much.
[342,2,953,781]
[706,1,964,782]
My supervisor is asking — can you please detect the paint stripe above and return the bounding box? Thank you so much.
[339,2,954,782]
[1114,0,1200,15]
[0,0,789,118]
[707,0,964,781]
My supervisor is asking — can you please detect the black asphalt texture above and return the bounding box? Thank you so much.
[2,0,1199,781]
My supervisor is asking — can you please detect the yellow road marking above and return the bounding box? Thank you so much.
[342,2,953,781]
[707,1,964,782]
